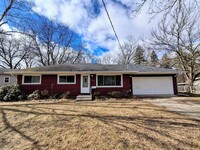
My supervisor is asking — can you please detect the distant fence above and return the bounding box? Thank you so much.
[177,83,200,94]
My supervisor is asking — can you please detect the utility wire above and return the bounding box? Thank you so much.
[101,0,123,50]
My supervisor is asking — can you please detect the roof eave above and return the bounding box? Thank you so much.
[7,70,179,75]
[133,72,179,75]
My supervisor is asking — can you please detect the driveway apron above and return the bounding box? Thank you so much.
[143,97,200,120]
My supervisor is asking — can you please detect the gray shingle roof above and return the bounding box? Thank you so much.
[0,68,12,74]
[13,64,178,74]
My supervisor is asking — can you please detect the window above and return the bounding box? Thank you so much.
[58,75,75,84]
[4,77,10,83]
[97,75,122,86]
[23,75,41,84]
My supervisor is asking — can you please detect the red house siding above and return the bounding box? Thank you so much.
[18,74,131,96]
[18,74,81,96]
[90,74,96,87]
[91,74,132,95]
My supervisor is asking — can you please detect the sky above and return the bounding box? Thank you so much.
[1,0,159,58]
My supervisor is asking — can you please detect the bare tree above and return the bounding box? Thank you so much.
[151,6,200,92]
[117,36,137,64]
[132,0,199,19]
[98,53,115,64]
[0,34,31,69]
[0,0,32,34]
[21,36,36,68]
[26,16,84,66]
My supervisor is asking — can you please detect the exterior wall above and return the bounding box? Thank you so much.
[18,74,132,96]
[17,73,178,96]
[0,74,17,86]
[18,74,81,96]
[91,74,132,95]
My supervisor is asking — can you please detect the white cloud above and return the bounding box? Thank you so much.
[59,0,91,31]
[31,0,159,56]
[0,23,12,31]
[0,23,24,39]
[32,0,59,19]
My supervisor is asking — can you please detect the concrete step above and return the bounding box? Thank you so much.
[76,95,92,101]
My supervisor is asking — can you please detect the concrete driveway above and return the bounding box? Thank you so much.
[143,97,200,120]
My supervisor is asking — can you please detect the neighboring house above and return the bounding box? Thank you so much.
[0,68,17,86]
[178,80,200,94]
[194,79,200,93]
[10,64,178,97]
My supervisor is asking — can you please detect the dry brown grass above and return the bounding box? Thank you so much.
[176,97,200,104]
[0,99,200,150]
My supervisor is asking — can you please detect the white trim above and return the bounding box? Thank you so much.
[96,74,123,88]
[57,74,76,84]
[22,75,41,85]
[4,77,10,83]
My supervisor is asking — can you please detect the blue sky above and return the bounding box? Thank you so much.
[1,0,158,58]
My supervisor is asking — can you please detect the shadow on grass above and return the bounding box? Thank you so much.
[178,92,200,97]
[0,101,200,149]
[0,110,46,149]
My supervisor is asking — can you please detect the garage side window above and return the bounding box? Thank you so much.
[58,75,75,84]
[23,75,41,84]
[97,75,122,86]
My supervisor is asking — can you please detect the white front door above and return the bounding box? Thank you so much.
[81,75,90,94]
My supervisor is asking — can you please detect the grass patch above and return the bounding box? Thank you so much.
[0,99,200,150]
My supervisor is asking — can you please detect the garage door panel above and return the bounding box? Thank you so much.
[132,77,174,95]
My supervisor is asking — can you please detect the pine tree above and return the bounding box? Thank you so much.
[150,50,159,66]
[159,53,172,68]
[134,45,146,65]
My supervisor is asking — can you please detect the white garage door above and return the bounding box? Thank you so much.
[132,77,174,95]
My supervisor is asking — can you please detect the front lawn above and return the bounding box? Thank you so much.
[0,99,200,150]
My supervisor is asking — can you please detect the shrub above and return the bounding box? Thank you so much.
[27,90,40,100]
[49,94,60,99]
[93,91,100,96]
[41,90,49,99]
[0,84,26,102]
[60,91,71,99]
[107,90,131,98]
[107,91,123,98]
[122,90,131,97]
[93,91,101,99]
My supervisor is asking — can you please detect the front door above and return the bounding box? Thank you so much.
[81,75,90,94]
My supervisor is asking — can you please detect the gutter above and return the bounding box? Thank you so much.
[6,70,179,75]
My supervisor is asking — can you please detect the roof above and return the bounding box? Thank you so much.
[9,64,179,75]
[0,68,13,74]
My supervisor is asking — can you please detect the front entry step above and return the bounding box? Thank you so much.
[76,95,92,101]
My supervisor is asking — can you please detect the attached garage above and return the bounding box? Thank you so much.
[132,76,174,95]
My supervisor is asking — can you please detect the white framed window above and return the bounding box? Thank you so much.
[4,77,10,83]
[97,75,123,87]
[57,75,76,84]
[22,75,41,84]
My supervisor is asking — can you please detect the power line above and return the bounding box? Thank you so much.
[101,0,123,50]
